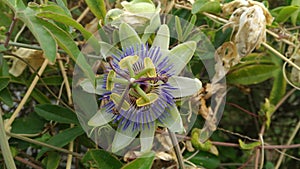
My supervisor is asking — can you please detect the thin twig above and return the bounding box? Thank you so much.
[14,156,43,169]
[274,120,300,169]
[76,7,90,23]
[262,43,300,71]
[259,134,264,169]
[4,59,49,131]
[57,54,72,105]
[7,132,82,158]
[237,154,254,169]
[2,42,66,54]
[167,128,185,169]
[227,102,259,117]
[254,148,260,169]
[57,53,74,169]
[4,16,17,48]
[255,123,265,169]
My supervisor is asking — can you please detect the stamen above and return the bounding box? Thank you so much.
[107,56,128,79]
[119,55,139,77]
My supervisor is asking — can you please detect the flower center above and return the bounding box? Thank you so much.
[106,55,169,110]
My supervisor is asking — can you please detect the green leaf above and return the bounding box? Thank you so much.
[36,11,100,51]
[168,76,202,98]
[121,151,155,169]
[119,23,142,50]
[0,88,13,107]
[183,151,220,169]
[37,76,64,86]
[11,112,46,134]
[29,3,66,15]
[0,77,10,91]
[85,0,106,21]
[111,122,139,153]
[274,6,299,23]
[169,41,196,75]
[0,55,10,76]
[291,0,300,25]
[1,0,26,11]
[31,89,51,104]
[35,104,79,125]
[37,126,84,159]
[43,151,61,169]
[269,70,286,105]
[16,7,57,63]
[38,19,95,83]
[238,139,261,150]
[82,149,123,169]
[227,64,279,85]
[192,0,221,14]
[56,0,72,17]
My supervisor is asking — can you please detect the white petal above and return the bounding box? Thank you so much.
[140,122,156,152]
[159,105,185,133]
[169,41,196,75]
[88,109,114,127]
[111,122,139,153]
[119,23,142,50]
[168,76,202,98]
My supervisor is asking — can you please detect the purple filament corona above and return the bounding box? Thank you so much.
[99,44,176,131]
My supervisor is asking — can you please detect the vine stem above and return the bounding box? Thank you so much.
[167,128,185,169]
[5,59,49,131]
[0,108,17,169]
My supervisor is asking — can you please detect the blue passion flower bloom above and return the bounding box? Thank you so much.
[81,23,202,153]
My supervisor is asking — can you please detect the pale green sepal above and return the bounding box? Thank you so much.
[80,77,108,95]
[121,1,155,13]
[141,4,161,43]
[168,76,202,98]
[151,24,170,51]
[111,122,139,153]
[159,105,185,133]
[88,109,114,127]
[140,122,156,152]
[119,23,142,50]
[99,42,122,60]
[169,41,196,75]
